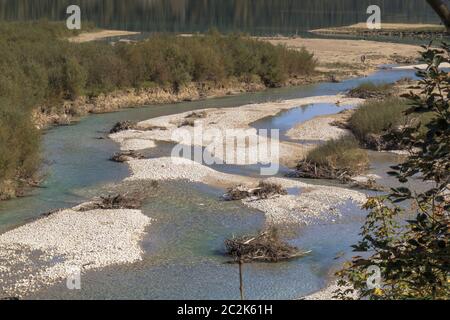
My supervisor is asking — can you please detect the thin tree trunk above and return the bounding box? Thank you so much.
[427,0,450,32]
[239,259,245,300]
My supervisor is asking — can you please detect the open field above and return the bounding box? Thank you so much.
[260,36,421,79]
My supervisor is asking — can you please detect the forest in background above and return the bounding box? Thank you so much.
[0,0,439,34]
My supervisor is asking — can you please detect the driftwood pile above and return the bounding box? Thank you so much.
[186,111,207,119]
[293,161,353,182]
[178,111,208,127]
[347,86,393,100]
[363,132,403,151]
[75,188,153,212]
[292,162,387,191]
[110,121,137,134]
[110,150,145,163]
[224,181,288,201]
[225,229,310,263]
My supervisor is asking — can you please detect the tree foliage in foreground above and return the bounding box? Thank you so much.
[336,43,450,300]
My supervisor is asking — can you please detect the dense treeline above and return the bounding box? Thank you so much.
[0,0,439,34]
[0,21,316,199]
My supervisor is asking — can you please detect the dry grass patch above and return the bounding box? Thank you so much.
[296,136,369,180]
[347,97,434,150]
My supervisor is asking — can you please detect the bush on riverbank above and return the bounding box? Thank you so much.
[296,136,369,180]
[79,32,316,94]
[0,105,41,200]
[0,21,317,200]
[347,97,433,150]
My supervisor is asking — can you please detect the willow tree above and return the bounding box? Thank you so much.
[427,0,450,31]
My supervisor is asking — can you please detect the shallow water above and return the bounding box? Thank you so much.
[252,102,354,143]
[27,182,366,300]
[1,67,418,299]
[0,68,415,232]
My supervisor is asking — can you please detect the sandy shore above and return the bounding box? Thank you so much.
[0,208,151,297]
[261,36,421,79]
[311,22,444,34]
[68,30,140,43]
[310,23,447,43]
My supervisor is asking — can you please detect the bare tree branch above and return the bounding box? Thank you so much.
[427,0,450,31]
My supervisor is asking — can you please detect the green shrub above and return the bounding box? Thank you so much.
[348,98,409,142]
[305,136,369,175]
[0,104,40,199]
[348,97,434,149]
[64,56,88,99]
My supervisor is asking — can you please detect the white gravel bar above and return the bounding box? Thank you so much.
[110,95,364,165]
[286,114,352,141]
[114,95,368,225]
[0,208,151,297]
[124,157,366,225]
[245,177,366,225]
[126,157,222,182]
[0,95,366,298]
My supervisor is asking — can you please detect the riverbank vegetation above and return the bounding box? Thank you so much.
[296,95,434,181]
[348,97,434,150]
[295,136,369,181]
[0,21,316,200]
[336,43,449,300]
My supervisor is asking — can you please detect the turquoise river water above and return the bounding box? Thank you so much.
[1,68,417,299]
